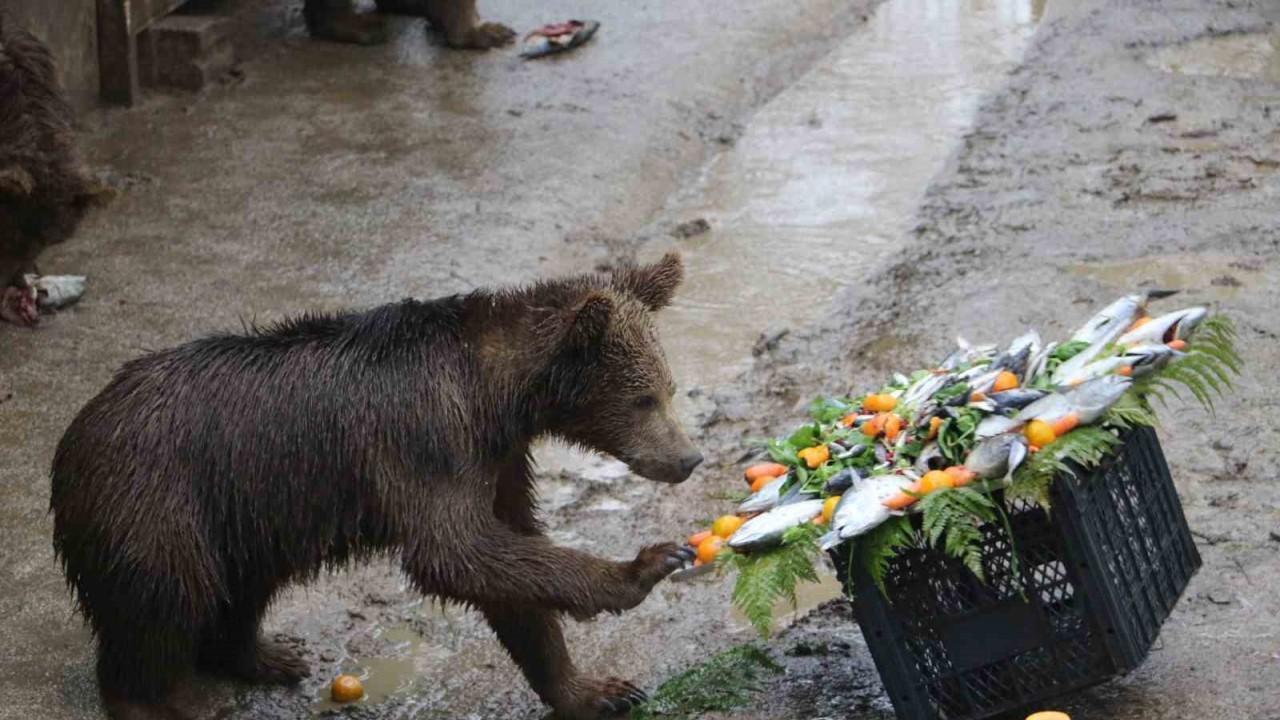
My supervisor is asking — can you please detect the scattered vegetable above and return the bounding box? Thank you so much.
[797,444,830,469]
[331,674,364,703]
[712,515,745,539]
[697,535,725,564]
[993,370,1019,392]
[744,463,787,483]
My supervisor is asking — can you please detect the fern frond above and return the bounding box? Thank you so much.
[853,516,915,593]
[727,524,823,638]
[1009,425,1121,508]
[919,488,997,581]
[634,644,782,720]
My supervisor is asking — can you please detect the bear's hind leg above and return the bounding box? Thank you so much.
[97,623,196,720]
[414,0,514,49]
[198,595,310,686]
[304,0,388,45]
[480,603,646,720]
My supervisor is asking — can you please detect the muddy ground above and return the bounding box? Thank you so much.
[2,0,1278,719]
[723,1,1280,718]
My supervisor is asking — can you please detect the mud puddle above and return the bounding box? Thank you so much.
[1146,31,1280,82]
[1068,254,1272,304]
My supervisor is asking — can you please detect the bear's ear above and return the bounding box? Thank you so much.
[611,251,684,311]
[565,291,613,352]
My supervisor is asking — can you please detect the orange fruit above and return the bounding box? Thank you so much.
[992,371,1019,393]
[841,413,858,428]
[1024,419,1056,448]
[970,390,987,402]
[918,470,956,494]
[883,413,904,441]
[687,530,713,548]
[944,465,977,486]
[744,462,787,483]
[750,474,775,493]
[1049,411,1080,438]
[331,674,364,703]
[863,394,897,413]
[928,416,943,440]
[821,495,842,524]
[1167,339,1188,351]
[860,414,884,437]
[712,515,745,539]
[1116,365,1133,377]
[696,535,725,564]
[1026,712,1071,720]
[797,444,830,469]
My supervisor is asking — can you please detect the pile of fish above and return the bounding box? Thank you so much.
[679,292,1210,569]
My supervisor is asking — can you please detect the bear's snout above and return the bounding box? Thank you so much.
[679,451,704,477]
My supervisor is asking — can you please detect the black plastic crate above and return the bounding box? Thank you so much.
[831,426,1201,720]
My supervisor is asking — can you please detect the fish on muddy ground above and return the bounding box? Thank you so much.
[728,499,826,551]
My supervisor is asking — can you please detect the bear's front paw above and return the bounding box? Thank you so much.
[553,676,647,720]
[623,542,693,600]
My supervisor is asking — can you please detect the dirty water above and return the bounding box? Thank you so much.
[1146,31,1280,83]
[1068,254,1273,304]
[649,0,1045,390]
[319,0,1049,706]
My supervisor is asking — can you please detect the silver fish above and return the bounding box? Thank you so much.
[819,474,915,548]
[914,442,946,473]
[939,337,998,371]
[1026,340,1058,383]
[976,413,1021,439]
[737,476,786,514]
[1118,307,1207,346]
[988,389,1048,413]
[1071,290,1176,345]
[979,375,1131,438]
[823,467,861,495]
[964,433,1028,481]
[728,499,826,551]
[1056,344,1180,386]
[901,372,951,408]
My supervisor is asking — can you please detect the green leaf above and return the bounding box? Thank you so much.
[633,644,783,720]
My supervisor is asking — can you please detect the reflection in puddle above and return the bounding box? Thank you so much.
[310,624,426,714]
[729,570,847,632]
[1068,254,1270,302]
[649,0,1043,388]
[1146,32,1280,82]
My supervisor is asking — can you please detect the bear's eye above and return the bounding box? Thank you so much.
[633,395,659,410]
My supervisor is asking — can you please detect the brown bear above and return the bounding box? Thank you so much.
[0,17,109,326]
[51,252,703,720]
[305,0,516,49]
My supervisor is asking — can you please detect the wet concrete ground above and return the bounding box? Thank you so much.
[3,0,1278,718]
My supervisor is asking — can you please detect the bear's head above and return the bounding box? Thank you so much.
[537,252,703,484]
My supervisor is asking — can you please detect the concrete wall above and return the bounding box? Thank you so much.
[2,0,100,110]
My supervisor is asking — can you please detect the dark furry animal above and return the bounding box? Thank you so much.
[305,0,515,49]
[51,253,703,720]
[0,16,107,326]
